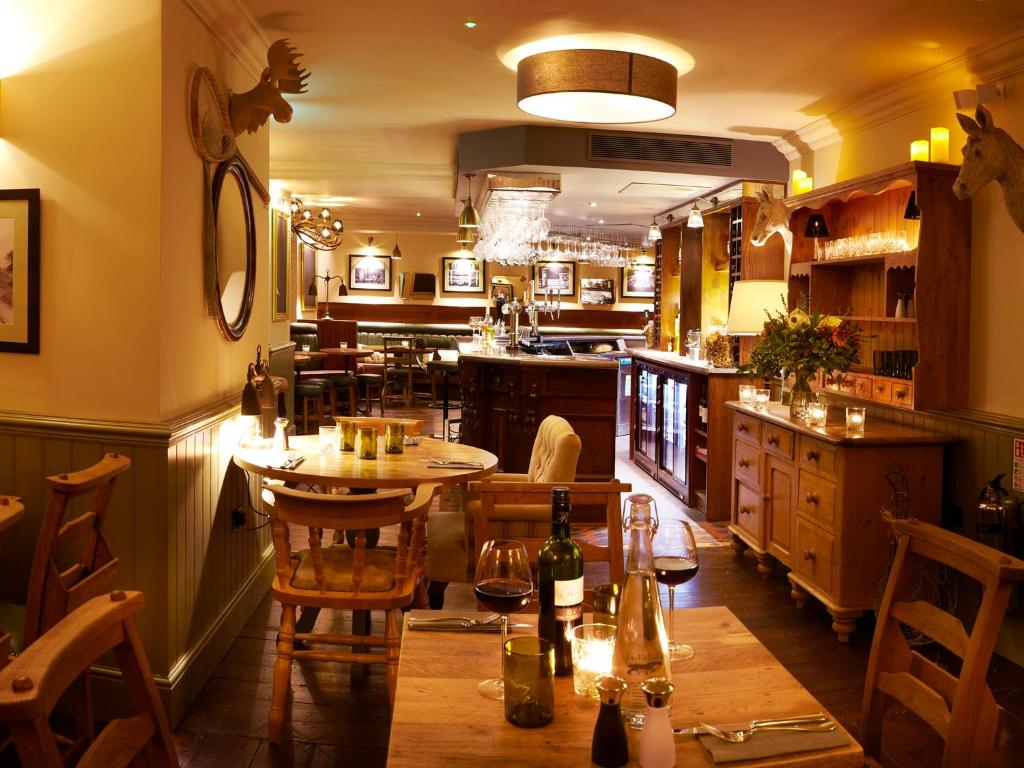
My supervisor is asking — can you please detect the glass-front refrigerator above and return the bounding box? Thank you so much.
[634,363,659,474]
[659,373,688,496]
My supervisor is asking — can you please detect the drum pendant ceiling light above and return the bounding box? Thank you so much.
[516,49,677,124]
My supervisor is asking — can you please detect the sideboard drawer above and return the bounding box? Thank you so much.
[891,382,914,408]
[872,379,892,403]
[762,423,794,459]
[733,439,761,489]
[797,471,837,529]
[853,376,874,399]
[794,517,834,595]
[733,413,762,445]
[733,481,763,543]
[799,436,837,478]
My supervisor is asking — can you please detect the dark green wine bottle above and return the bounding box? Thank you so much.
[538,486,583,676]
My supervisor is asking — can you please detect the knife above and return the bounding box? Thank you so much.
[673,713,831,736]
[407,622,532,632]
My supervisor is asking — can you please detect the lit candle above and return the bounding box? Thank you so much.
[910,140,929,162]
[739,384,756,405]
[793,176,814,195]
[846,406,866,434]
[930,127,949,163]
[571,624,615,700]
[791,169,807,195]
[754,389,770,412]
[806,402,828,427]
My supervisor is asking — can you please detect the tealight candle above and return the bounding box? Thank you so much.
[738,384,756,405]
[806,402,828,427]
[910,140,929,162]
[570,623,616,700]
[930,127,949,163]
[791,169,807,194]
[846,406,866,434]
[793,176,814,195]
[754,389,770,412]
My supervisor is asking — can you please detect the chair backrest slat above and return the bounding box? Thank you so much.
[890,600,969,657]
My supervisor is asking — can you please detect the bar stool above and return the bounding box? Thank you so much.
[356,373,385,416]
[295,378,328,432]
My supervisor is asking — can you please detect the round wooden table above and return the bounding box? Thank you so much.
[233,434,496,489]
[319,347,374,373]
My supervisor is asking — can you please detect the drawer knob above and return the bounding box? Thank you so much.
[738,423,749,433]
[738,459,751,468]
[895,389,907,400]
[803,548,816,561]
[739,506,752,515]
[805,492,819,505]
[767,435,780,446]
[805,449,820,462]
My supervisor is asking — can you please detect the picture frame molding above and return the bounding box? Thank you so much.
[0,188,40,354]
[620,262,656,298]
[441,255,485,294]
[533,260,577,297]
[348,253,393,292]
[271,208,290,321]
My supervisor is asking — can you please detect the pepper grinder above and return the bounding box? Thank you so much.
[591,676,629,768]
[639,678,675,768]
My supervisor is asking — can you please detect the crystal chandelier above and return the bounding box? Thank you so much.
[290,199,344,251]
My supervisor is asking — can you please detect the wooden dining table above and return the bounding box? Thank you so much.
[386,606,864,767]
[319,346,374,373]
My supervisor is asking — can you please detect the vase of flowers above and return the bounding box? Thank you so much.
[739,306,862,420]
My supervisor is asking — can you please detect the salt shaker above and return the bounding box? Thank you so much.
[639,678,675,768]
[591,676,628,768]
[273,417,289,454]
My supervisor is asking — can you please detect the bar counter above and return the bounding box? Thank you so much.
[459,349,618,479]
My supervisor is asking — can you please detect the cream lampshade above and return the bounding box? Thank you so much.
[726,280,789,335]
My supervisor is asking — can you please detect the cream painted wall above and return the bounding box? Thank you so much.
[300,230,653,319]
[791,78,1024,418]
[0,0,163,422]
[158,0,273,420]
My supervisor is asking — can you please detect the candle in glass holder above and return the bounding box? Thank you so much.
[384,422,404,454]
[930,127,950,163]
[319,426,337,453]
[754,388,770,412]
[357,427,378,459]
[910,140,929,162]
[846,407,866,434]
[806,402,828,427]
[570,623,616,701]
[738,384,756,406]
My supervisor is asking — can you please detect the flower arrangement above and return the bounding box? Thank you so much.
[739,306,862,416]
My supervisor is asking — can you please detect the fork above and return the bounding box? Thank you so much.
[698,719,836,743]
[407,613,499,628]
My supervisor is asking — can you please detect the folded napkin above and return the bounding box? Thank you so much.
[426,460,484,469]
[697,727,850,764]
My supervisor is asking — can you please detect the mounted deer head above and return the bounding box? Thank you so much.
[749,187,794,275]
[229,39,309,136]
[955,105,1024,234]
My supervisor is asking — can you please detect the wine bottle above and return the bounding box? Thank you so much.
[538,486,584,676]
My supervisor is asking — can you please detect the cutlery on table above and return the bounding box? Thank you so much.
[697,718,836,743]
[630,712,832,736]
[408,613,499,628]
[426,459,484,469]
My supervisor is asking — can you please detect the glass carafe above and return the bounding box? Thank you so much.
[611,494,671,720]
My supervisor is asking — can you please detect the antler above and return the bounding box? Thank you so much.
[267,39,309,94]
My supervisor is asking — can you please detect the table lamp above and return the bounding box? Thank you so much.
[727,280,789,336]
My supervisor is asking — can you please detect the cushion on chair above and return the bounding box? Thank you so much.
[290,546,396,592]
[357,373,384,383]
[294,380,326,397]
[0,601,26,655]
[527,415,582,483]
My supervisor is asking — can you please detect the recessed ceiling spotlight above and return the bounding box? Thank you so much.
[589,202,597,207]
[598,219,605,224]
[464,20,478,29]
[415,211,422,217]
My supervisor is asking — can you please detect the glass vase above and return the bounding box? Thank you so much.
[789,374,817,420]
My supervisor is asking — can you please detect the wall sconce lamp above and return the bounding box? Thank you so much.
[803,213,830,260]
[903,191,921,220]
[686,196,720,229]
[241,345,279,438]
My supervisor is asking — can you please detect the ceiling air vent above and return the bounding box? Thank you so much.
[589,131,733,167]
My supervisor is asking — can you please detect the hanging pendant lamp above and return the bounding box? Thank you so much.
[392,233,402,260]
[458,173,479,228]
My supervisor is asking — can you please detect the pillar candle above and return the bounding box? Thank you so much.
[930,127,949,163]
[910,140,929,162]
[791,169,807,195]
[794,176,814,195]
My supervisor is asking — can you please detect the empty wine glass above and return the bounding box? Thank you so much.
[474,539,534,700]
[653,521,700,661]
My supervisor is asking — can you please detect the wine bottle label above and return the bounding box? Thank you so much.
[554,576,583,606]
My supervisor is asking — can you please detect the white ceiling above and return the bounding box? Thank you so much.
[247,0,1024,234]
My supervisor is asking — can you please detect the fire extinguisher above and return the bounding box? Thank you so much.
[976,474,1021,556]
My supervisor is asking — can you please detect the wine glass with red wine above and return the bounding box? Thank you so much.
[474,539,534,700]
[653,520,700,661]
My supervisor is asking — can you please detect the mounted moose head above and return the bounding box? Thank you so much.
[955,106,1024,234]
[749,187,794,275]
[229,39,309,136]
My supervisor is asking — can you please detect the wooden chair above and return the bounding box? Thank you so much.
[0,590,178,768]
[382,337,418,408]
[470,480,631,587]
[263,482,440,742]
[0,496,25,669]
[861,517,1024,768]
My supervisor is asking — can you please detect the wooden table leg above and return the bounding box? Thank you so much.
[828,609,862,643]
[730,533,748,553]
[756,552,774,579]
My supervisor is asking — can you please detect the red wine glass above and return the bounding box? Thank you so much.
[653,521,699,661]
[474,539,534,700]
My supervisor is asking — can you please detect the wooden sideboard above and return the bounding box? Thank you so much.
[459,353,618,481]
[726,402,954,641]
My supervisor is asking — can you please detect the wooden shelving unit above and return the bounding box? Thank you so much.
[785,161,970,411]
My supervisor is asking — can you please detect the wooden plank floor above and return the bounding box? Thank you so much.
[164,403,1022,767]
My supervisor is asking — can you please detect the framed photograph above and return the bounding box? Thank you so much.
[490,282,513,302]
[348,253,392,291]
[621,263,656,298]
[271,209,290,320]
[301,243,318,310]
[0,189,40,354]
[580,277,615,305]
[534,261,576,297]
[442,256,485,293]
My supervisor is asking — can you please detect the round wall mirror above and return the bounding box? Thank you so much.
[211,156,256,341]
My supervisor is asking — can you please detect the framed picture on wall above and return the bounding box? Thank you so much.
[442,256,485,293]
[580,277,615,305]
[301,244,318,310]
[0,189,40,354]
[271,209,290,320]
[348,253,392,291]
[621,262,656,298]
[534,261,576,296]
